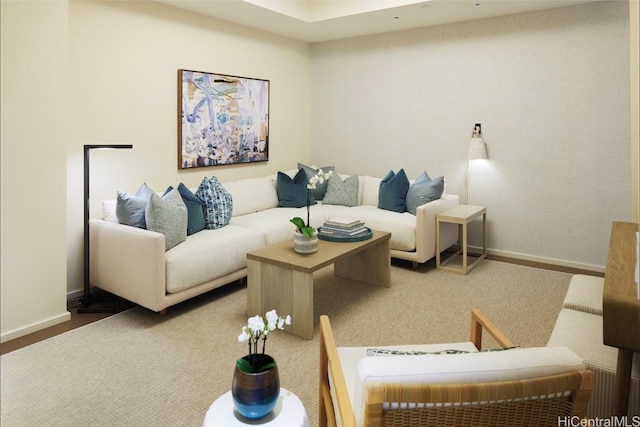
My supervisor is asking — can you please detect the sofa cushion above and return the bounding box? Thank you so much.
[165,225,265,293]
[195,176,233,230]
[547,308,640,417]
[323,174,359,207]
[176,183,206,235]
[378,169,409,213]
[562,274,604,315]
[350,205,416,251]
[145,189,188,251]
[298,163,335,200]
[116,183,154,228]
[406,172,445,215]
[225,176,279,217]
[361,175,382,206]
[231,206,325,246]
[277,169,315,208]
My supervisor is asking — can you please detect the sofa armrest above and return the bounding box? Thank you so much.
[89,219,167,312]
[413,194,459,263]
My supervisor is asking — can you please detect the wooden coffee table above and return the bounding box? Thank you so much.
[246,230,391,339]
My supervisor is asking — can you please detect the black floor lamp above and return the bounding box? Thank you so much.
[78,144,133,314]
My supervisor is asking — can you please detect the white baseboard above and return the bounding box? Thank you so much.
[1,311,71,344]
[467,246,606,274]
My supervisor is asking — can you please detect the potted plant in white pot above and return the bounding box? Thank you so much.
[290,169,332,254]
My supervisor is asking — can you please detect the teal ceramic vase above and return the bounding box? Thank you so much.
[232,354,280,419]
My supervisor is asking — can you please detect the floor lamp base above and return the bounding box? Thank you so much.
[77,294,115,314]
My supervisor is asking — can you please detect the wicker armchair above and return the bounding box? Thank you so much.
[319,309,594,427]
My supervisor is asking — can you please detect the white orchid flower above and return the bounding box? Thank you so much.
[238,330,251,344]
[265,309,279,330]
[248,315,265,335]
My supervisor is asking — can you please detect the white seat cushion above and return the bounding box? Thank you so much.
[165,225,265,293]
[562,274,604,315]
[335,341,479,419]
[338,345,584,426]
[349,205,416,251]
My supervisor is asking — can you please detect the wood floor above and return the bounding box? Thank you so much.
[0,290,135,356]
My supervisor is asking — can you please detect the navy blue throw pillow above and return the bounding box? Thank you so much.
[378,169,410,213]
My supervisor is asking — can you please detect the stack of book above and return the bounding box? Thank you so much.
[319,217,369,238]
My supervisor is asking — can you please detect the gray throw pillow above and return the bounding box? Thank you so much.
[195,176,233,229]
[378,169,409,213]
[145,189,188,251]
[405,172,445,215]
[322,174,359,207]
[298,163,335,200]
[115,183,154,228]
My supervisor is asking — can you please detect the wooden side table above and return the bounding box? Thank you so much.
[602,221,639,416]
[203,388,309,427]
[436,205,487,274]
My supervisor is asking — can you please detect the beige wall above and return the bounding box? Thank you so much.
[65,1,311,298]
[1,0,311,341]
[1,1,71,341]
[311,1,632,272]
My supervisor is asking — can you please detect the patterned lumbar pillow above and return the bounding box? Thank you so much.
[405,171,445,215]
[366,346,520,356]
[116,183,155,228]
[322,174,359,207]
[378,169,410,213]
[195,176,233,229]
[145,189,188,251]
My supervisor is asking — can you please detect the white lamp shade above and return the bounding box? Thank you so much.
[467,137,488,160]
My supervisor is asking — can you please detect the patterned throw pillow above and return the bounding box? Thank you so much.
[322,174,359,207]
[195,176,233,229]
[378,169,410,213]
[405,171,445,215]
[116,183,155,228]
[145,189,188,251]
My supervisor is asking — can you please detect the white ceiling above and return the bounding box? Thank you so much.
[155,0,601,43]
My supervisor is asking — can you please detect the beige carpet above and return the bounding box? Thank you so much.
[1,259,571,426]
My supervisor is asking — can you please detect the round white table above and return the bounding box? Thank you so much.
[203,388,309,427]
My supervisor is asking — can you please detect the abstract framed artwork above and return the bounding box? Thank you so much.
[178,69,269,169]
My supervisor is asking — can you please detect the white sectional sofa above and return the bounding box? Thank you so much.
[548,274,640,417]
[89,171,459,313]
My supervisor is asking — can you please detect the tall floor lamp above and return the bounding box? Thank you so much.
[464,124,488,205]
[78,144,133,314]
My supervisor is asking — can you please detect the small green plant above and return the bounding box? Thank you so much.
[290,169,332,238]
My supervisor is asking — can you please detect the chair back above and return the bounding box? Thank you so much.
[319,313,594,427]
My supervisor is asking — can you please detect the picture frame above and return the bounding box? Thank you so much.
[178,69,269,169]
